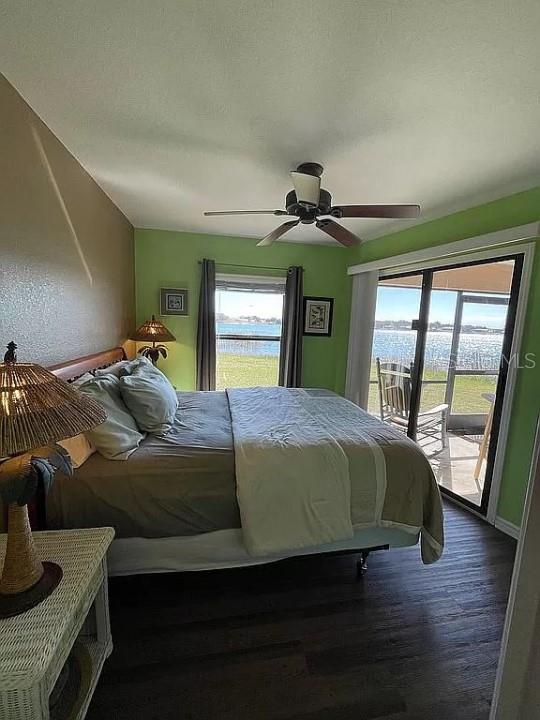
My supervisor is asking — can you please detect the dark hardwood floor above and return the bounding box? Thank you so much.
[87,502,516,720]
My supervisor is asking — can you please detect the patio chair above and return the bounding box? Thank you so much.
[376,358,448,452]
[473,392,496,483]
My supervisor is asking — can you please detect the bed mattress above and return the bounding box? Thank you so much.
[47,387,442,565]
[47,391,241,538]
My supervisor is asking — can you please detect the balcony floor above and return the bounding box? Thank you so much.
[426,432,486,507]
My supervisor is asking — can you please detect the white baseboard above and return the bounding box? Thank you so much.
[494,516,521,540]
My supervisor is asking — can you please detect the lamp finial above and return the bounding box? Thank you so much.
[4,342,17,364]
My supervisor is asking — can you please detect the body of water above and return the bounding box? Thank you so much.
[217,322,282,357]
[372,329,504,371]
[217,322,505,370]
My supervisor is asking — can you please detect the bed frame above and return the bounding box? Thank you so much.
[49,346,127,381]
[45,347,390,578]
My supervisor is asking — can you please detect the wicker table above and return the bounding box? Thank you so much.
[0,528,115,720]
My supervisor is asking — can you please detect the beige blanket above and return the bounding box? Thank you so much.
[227,387,443,563]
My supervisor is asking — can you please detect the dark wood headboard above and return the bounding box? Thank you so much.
[48,346,127,381]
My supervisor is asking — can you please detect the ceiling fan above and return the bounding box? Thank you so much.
[204,162,420,247]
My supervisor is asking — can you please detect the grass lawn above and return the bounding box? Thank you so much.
[217,353,279,389]
[216,352,497,415]
[368,367,497,415]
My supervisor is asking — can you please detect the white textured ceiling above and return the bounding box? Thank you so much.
[2,0,539,245]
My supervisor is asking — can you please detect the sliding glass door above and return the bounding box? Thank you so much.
[370,255,523,515]
[368,273,423,422]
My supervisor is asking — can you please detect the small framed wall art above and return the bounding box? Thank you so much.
[160,288,189,316]
[303,296,334,337]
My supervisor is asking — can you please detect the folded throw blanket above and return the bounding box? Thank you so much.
[227,387,352,556]
[227,387,444,563]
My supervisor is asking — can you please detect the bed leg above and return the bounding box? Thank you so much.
[356,551,370,580]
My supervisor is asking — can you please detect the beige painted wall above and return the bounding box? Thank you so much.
[0,74,134,366]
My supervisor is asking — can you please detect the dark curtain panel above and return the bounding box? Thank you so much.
[196,258,216,390]
[279,266,304,387]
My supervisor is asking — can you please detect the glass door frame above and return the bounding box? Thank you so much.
[377,253,523,516]
[478,253,523,515]
[371,269,425,431]
[444,293,509,431]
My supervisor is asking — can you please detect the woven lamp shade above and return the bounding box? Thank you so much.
[131,315,176,343]
[0,362,107,456]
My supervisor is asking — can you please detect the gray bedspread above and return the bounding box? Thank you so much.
[47,388,442,560]
[47,392,240,538]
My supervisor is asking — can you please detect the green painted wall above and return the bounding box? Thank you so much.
[349,186,540,526]
[135,186,540,527]
[135,229,351,394]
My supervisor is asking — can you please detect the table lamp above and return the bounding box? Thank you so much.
[0,342,106,618]
[130,315,176,365]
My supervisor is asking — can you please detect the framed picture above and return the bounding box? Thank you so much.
[160,288,188,316]
[303,296,334,337]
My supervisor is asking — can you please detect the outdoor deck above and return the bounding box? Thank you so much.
[430,432,486,507]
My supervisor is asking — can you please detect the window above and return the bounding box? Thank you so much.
[215,274,285,389]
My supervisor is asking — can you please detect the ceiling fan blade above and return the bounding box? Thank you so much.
[204,209,290,216]
[290,171,321,207]
[330,204,420,219]
[257,220,300,247]
[316,219,361,247]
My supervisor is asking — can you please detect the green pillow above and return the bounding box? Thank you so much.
[77,375,145,460]
[119,366,178,435]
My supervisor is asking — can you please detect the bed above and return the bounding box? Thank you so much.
[47,347,444,576]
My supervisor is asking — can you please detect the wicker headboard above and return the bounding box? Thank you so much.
[48,347,127,381]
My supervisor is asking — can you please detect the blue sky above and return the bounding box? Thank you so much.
[216,289,283,319]
[216,286,508,329]
[376,287,508,328]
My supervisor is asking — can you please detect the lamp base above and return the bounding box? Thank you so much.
[138,345,168,366]
[0,562,63,618]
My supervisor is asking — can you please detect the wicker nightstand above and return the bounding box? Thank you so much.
[0,528,115,720]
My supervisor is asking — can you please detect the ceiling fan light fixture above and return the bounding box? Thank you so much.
[290,171,320,208]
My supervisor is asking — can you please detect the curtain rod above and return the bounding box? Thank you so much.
[198,261,290,272]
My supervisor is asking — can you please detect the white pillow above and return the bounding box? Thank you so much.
[70,372,95,388]
[77,375,145,460]
[94,360,133,378]
[94,356,154,378]
[58,434,95,468]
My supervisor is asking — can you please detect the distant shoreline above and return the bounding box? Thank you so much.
[217,315,281,325]
[217,318,504,336]
[374,325,503,336]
